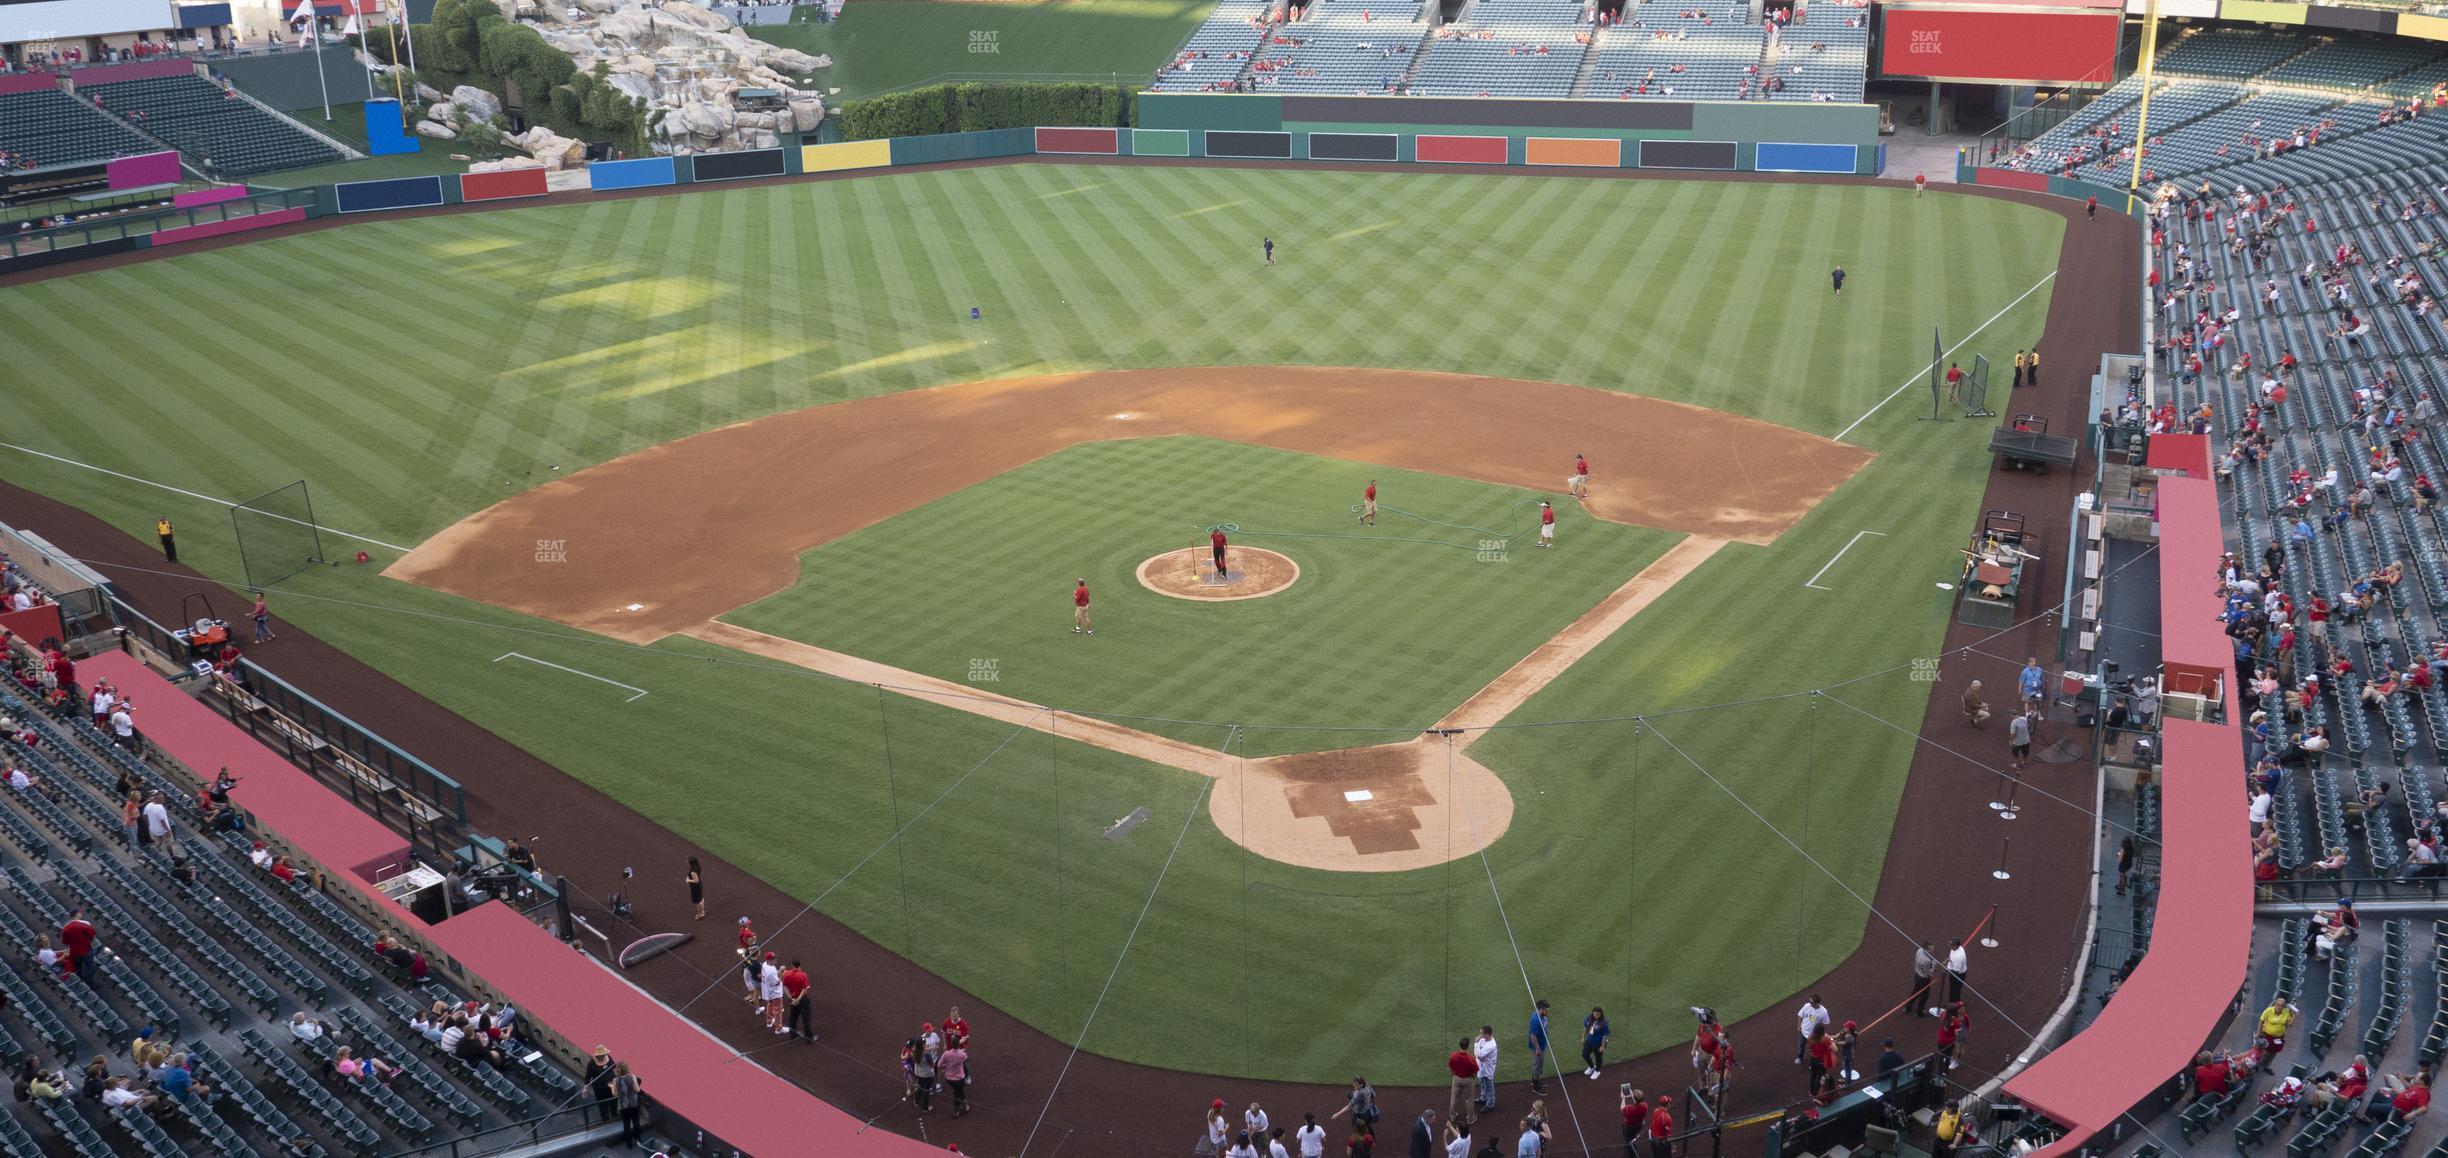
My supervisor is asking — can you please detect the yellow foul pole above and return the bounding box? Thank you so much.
[2127,0,2160,192]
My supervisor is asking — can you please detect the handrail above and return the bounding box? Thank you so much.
[376,1102,614,1158]
[104,594,468,833]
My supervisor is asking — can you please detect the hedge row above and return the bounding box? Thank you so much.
[839,83,1135,142]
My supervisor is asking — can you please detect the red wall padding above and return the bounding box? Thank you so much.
[1415,135,1508,164]
[459,166,549,202]
[1035,127,1119,154]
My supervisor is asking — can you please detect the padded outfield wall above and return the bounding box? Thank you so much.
[1135,93,1882,175]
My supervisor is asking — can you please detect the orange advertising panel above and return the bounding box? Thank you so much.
[1524,137,1622,167]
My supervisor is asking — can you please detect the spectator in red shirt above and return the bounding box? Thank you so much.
[1446,1038,1479,1127]
[1619,1088,1647,1153]
[783,960,814,1042]
[58,908,95,982]
[1935,1003,1969,1070]
[2370,1070,2430,1123]
[1806,1028,1837,1100]
[2193,1050,2244,1100]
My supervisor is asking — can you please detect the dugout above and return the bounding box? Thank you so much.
[0,519,118,648]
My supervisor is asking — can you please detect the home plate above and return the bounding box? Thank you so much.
[1343,789,1374,803]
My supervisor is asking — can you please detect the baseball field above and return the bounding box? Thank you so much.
[0,161,2066,1083]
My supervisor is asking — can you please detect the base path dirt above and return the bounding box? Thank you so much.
[1136,546,1300,601]
[388,366,1870,643]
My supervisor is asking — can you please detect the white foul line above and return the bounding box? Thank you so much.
[1831,271,2059,443]
[0,440,414,553]
[1803,530,1886,591]
[493,651,649,702]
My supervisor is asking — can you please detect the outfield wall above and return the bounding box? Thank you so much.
[1135,93,1882,174]
[5,109,1926,274]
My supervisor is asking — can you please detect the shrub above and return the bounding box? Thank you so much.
[839,82,1134,142]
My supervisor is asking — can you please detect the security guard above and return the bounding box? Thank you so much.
[155,516,176,564]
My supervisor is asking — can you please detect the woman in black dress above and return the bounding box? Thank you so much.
[686,857,704,921]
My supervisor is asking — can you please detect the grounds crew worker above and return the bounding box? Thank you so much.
[155,517,176,564]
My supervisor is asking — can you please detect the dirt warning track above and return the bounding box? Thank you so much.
[388,366,1870,642]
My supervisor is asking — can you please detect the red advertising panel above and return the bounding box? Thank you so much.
[1880,6,2121,84]
[1415,134,1509,164]
[459,167,549,203]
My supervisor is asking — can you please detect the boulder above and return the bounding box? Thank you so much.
[734,110,773,131]
[577,0,620,11]
[469,157,545,173]
[788,99,822,133]
[738,127,779,150]
[597,9,652,39]
[414,120,457,139]
[522,128,587,170]
[679,101,729,139]
[415,82,447,103]
[606,71,657,105]
[656,1,735,32]
[449,84,502,124]
[759,46,821,74]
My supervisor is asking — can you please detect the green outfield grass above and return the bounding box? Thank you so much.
[728,437,1679,754]
[0,163,2066,1080]
[753,0,1217,101]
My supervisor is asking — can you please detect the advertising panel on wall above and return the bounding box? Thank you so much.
[333,175,444,214]
[1878,5,2122,84]
[1034,127,1120,154]
[690,148,786,181]
[1306,132,1399,161]
[1754,142,1859,173]
[1203,130,1293,158]
[0,0,172,41]
[2216,0,2307,22]
[1636,139,1737,170]
[1415,134,1509,164]
[587,156,677,191]
[2120,0,2213,14]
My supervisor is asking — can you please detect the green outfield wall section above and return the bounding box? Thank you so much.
[1137,93,1286,132]
[888,127,1037,165]
[1130,128,1192,156]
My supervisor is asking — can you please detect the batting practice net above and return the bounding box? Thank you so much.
[231,480,327,589]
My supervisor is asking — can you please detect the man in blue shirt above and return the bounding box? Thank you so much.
[2018,658,2045,714]
[1527,999,1552,1096]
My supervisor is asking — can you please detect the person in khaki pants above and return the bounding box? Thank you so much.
[1072,579,1093,635]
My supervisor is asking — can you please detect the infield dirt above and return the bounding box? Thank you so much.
[387,365,1871,642]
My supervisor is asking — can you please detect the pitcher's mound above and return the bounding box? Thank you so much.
[1136,547,1299,601]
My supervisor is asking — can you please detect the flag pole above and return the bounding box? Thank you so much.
[383,6,404,104]
[296,0,333,120]
[396,0,418,83]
